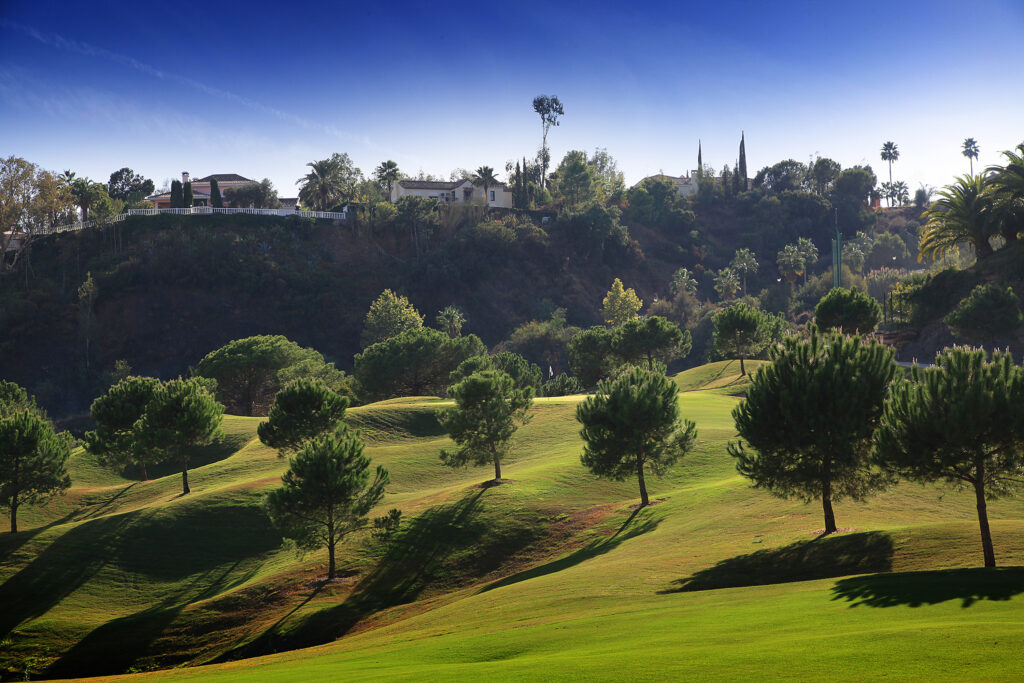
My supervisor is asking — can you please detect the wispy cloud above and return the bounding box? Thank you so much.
[0,20,380,152]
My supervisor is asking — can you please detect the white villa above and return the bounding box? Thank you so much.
[638,172,700,198]
[390,179,513,208]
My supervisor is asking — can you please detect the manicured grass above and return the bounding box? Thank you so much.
[2,365,1024,680]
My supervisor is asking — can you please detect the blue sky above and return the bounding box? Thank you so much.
[1,0,1022,196]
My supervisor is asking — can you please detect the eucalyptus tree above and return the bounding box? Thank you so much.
[532,94,564,187]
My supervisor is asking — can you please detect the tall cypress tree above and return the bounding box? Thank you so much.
[169,180,183,208]
[697,140,703,176]
[210,178,222,208]
[738,131,748,189]
[183,181,193,208]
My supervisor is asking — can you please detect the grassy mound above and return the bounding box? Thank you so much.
[2,365,1024,680]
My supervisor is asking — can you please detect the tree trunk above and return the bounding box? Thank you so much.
[637,458,649,507]
[327,510,336,579]
[822,479,837,534]
[140,461,149,481]
[493,456,502,482]
[973,472,996,568]
[9,493,17,534]
[739,353,746,377]
[181,461,190,495]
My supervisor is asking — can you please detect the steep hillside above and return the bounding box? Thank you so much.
[2,369,1024,680]
[0,213,682,417]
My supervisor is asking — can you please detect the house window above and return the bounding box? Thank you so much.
[489,190,495,201]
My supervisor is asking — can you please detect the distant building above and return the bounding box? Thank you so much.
[390,179,513,208]
[636,173,699,198]
[146,172,254,208]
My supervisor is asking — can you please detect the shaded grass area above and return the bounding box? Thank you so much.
[832,567,1024,608]
[666,531,895,592]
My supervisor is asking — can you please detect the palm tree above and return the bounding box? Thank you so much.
[471,166,500,206]
[962,138,980,174]
[776,244,805,286]
[987,143,1024,243]
[436,306,466,338]
[297,158,343,211]
[880,141,899,206]
[919,174,995,261]
[374,160,401,200]
[670,267,698,296]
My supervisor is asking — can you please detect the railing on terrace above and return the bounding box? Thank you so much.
[39,206,347,235]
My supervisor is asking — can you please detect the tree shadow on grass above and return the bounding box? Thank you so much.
[478,507,661,594]
[143,432,250,480]
[45,559,261,678]
[831,567,1024,608]
[221,486,545,660]
[662,531,894,593]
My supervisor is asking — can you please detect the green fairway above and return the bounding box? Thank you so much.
[3,366,1024,681]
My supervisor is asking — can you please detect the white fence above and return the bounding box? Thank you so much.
[41,206,347,235]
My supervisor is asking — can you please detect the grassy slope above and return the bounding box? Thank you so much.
[2,367,1024,680]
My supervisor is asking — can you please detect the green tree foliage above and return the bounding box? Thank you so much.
[577,367,697,507]
[209,178,222,208]
[183,181,193,208]
[169,180,183,209]
[962,138,980,174]
[814,287,882,334]
[374,160,401,199]
[753,159,807,194]
[258,379,350,455]
[712,302,771,376]
[439,370,534,481]
[880,141,900,206]
[730,248,758,296]
[920,174,995,260]
[776,244,805,285]
[831,166,877,234]
[944,284,1023,345]
[670,267,698,297]
[589,147,626,202]
[543,372,585,397]
[196,335,344,417]
[738,132,748,188]
[298,153,362,210]
[556,204,630,263]
[85,376,162,480]
[532,94,564,187]
[503,308,576,372]
[612,316,691,371]
[866,231,906,269]
[354,328,486,402]
[809,157,841,196]
[987,143,1024,243]
[568,326,618,389]
[730,328,896,533]
[450,352,543,392]
[106,167,154,202]
[626,177,694,230]
[713,267,741,301]
[796,237,819,285]
[265,430,388,579]
[225,179,281,209]
[602,278,643,326]
[362,289,424,346]
[471,166,500,205]
[0,409,72,533]
[873,348,1024,567]
[0,380,38,416]
[551,150,597,208]
[134,378,223,495]
[395,194,440,257]
[436,305,466,338]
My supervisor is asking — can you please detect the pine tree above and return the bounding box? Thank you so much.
[210,178,222,208]
[738,131,748,189]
